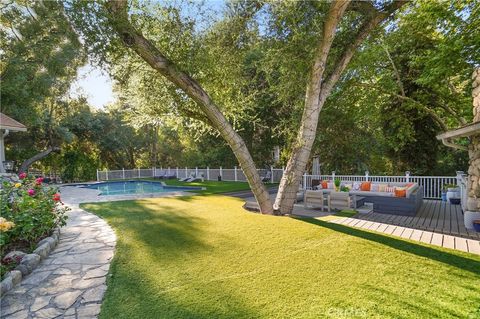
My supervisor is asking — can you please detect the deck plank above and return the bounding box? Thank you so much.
[339,200,479,241]
[430,233,443,247]
[400,228,414,239]
[410,229,423,241]
[442,235,455,250]
[368,222,382,231]
[466,240,480,255]
[420,231,433,244]
[454,237,468,253]
[383,225,397,235]
[392,226,405,237]
[376,223,389,233]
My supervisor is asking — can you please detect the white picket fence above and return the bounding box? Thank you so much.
[96,167,464,200]
[96,167,285,183]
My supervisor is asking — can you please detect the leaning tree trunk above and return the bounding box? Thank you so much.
[467,68,480,211]
[274,0,407,214]
[105,0,274,214]
[18,146,61,174]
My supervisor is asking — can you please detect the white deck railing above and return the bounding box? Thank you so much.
[457,172,469,211]
[301,172,464,200]
[96,167,465,200]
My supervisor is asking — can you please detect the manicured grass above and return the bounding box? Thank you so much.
[162,179,276,195]
[82,196,480,319]
[317,210,358,222]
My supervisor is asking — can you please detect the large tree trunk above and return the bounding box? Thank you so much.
[274,0,408,214]
[19,146,60,174]
[467,68,480,211]
[105,0,274,214]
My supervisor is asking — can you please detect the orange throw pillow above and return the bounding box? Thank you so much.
[360,182,371,191]
[321,181,328,189]
[395,188,407,197]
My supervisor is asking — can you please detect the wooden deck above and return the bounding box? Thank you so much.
[355,200,480,240]
[242,195,480,254]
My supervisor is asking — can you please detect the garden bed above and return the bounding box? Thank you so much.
[0,173,68,294]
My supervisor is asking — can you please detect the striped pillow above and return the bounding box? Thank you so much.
[385,186,395,193]
[378,184,388,192]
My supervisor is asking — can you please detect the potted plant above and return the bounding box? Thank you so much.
[473,220,480,232]
[444,184,460,202]
[450,197,461,205]
[334,178,341,192]
[441,184,452,202]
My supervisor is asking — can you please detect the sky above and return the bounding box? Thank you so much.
[70,64,114,109]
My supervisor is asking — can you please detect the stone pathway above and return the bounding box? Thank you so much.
[0,206,116,319]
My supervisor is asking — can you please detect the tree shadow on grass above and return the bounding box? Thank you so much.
[87,201,261,319]
[294,217,480,275]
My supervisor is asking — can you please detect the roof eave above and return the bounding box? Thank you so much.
[0,126,27,132]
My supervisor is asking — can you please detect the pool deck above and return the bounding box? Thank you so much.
[59,185,194,205]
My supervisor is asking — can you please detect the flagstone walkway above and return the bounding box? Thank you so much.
[0,206,116,319]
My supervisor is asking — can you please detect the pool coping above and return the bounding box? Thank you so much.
[59,184,203,205]
[61,180,204,199]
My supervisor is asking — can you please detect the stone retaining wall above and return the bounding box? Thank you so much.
[0,228,61,297]
[468,68,480,211]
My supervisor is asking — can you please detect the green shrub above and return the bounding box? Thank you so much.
[0,174,69,257]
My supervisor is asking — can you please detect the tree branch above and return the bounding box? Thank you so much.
[19,146,61,174]
[354,82,448,131]
[381,39,406,97]
[322,0,409,96]
[104,0,274,214]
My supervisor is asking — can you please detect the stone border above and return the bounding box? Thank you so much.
[0,227,61,297]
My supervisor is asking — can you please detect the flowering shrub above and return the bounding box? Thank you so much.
[0,175,68,258]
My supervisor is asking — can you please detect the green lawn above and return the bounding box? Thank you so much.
[82,196,480,319]
[160,179,276,195]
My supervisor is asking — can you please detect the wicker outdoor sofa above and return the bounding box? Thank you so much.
[308,182,424,216]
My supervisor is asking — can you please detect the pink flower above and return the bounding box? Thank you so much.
[19,173,27,179]
[53,193,61,202]
[35,177,44,185]
[27,189,35,196]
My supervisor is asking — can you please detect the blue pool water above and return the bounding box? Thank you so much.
[83,181,201,196]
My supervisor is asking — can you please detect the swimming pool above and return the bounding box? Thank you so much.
[83,181,201,196]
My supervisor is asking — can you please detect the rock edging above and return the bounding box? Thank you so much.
[0,227,61,297]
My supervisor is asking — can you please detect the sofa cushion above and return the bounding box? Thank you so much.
[353,181,361,190]
[361,182,371,191]
[406,183,419,198]
[321,181,328,189]
[385,186,395,193]
[395,187,407,197]
[378,184,388,192]
[350,190,394,197]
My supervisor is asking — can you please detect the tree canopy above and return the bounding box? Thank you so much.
[1,0,478,201]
